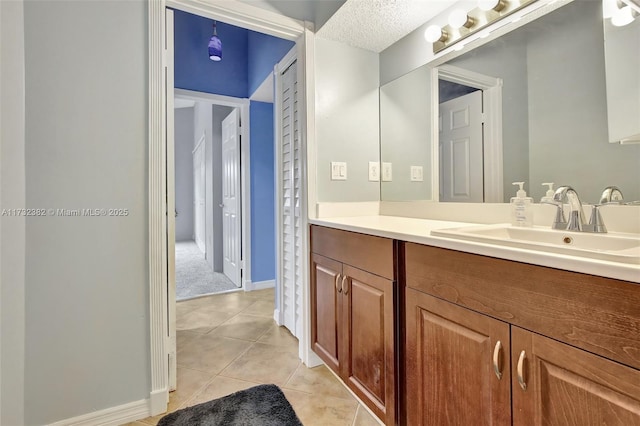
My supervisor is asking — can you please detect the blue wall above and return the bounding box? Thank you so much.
[247,31,295,96]
[249,102,275,283]
[174,10,248,98]
[174,11,293,284]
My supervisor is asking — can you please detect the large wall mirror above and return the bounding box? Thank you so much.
[380,0,640,204]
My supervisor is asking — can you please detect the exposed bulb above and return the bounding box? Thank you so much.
[611,5,635,26]
[424,25,447,43]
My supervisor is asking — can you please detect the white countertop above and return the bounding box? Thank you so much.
[309,215,640,284]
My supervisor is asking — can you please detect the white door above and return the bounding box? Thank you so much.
[439,90,484,202]
[193,134,206,254]
[278,58,302,337]
[222,109,242,287]
[165,8,177,392]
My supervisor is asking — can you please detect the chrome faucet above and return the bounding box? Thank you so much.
[599,186,624,204]
[553,186,586,231]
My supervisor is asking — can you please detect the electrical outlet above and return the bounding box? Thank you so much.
[382,162,393,182]
[331,161,347,180]
[368,162,380,181]
[410,165,424,182]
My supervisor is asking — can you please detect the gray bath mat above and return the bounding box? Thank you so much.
[157,384,303,426]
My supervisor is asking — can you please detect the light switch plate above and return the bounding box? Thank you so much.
[382,162,393,182]
[368,162,380,181]
[410,165,424,182]
[331,161,347,180]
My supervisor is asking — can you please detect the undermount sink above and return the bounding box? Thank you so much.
[431,224,640,264]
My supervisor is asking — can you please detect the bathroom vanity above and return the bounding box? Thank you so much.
[309,219,640,425]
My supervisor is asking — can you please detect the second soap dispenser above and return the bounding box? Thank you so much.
[510,182,533,227]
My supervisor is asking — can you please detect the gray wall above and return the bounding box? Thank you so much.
[526,0,640,203]
[380,65,432,201]
[1,1,26,424]
[175,107,195,242]
[212,106,233,272]
[315,38,380,202]
[23,1,149,424]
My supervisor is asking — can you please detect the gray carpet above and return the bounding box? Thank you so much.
[157,384,303,426]
[175,241,237,301]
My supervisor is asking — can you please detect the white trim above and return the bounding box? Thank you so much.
[165,7,177,393]
[47,398,151,426]
[148,0,169,416]
[273,308,282,325]
[166,0,304,40]
[150,1,307,411]
[298,27,322,368]
[191,132,205,154]
[244,279,276,291]
[435,64,504,203]
[175,89,250,108]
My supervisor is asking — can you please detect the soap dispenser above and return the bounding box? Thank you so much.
[541,183,555,203]
[510,182,533,227]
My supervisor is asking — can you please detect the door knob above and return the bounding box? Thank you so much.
[219,203,224,208]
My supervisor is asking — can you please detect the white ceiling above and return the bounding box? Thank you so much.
[317,0,457,53]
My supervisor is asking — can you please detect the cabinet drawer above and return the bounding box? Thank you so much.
[311,225,394,280]
[404,243,640,370]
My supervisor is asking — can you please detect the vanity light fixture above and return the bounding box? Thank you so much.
[208,21,222,61]
[427,0,538,53]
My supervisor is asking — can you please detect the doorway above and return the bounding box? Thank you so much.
[436,64,504,203]
[173,96,242,301]
[148,3,313,414]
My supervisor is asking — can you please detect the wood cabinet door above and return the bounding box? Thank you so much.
[511,327,640,426]
[405,289,511,426]
[310,253,343,373]
[342,265,395,425]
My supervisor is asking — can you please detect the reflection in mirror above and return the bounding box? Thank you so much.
[380,0,640,204]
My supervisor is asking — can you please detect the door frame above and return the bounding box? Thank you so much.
[148,0,314,415]
[432,64,504,203]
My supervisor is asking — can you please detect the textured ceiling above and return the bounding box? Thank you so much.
[317,0,457,53]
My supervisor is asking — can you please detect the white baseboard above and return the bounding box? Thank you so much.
[48,398,151,426]
[244,279,275,291]
[273,308,282,325]
[149,387,169,416]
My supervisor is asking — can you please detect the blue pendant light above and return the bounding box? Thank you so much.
[208,21,222,61]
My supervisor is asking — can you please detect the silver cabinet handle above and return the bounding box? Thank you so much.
[492,341,503,380]
[341,275,348,295]
[335,274,342,293]
[517,350,527,391]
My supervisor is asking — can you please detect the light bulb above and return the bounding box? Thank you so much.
[611,5,635,26]
[478,0,506,12]
[425,25,447,43]
[449,9,474,29]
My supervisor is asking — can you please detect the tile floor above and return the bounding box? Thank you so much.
[125,288,381,426]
